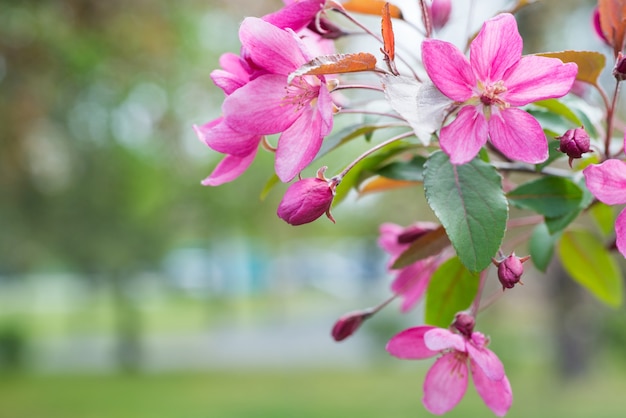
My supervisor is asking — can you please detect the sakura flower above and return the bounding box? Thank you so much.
[583,159,626,258]
[422,13,578,165]
[378,222,450,312]
[386,319,512,416]
[222,17,334,182]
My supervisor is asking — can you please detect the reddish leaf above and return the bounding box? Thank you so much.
[392,225,451,269]
[537,50,605,87]
[598,0,626,57]
[358,176,417,195]
[381,2,398,75]
[342,0,402,18]
[287,53,377,83]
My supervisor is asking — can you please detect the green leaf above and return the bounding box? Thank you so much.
[533,99,582,126]
[590,202,615,237]
[424,152,508,272]
[508,177,583,218]
[529,223,561,272]
[315,123,395,161]
[392,226,450,269]
[376,155,427,181]
[544,178,594,234]
[425,257,480,327]
[260,174,280,201]
[558,230,623,307]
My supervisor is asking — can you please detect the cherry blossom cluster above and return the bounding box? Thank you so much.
[197,0,626,415]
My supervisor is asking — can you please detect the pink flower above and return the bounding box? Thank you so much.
[422,13,578,165]
[429,0,451,31]
[378,223,450,312]
[277,167,336,225]
[222,17,334,182]
[386,325,512,416]
[263,0,326,32]
[583,159,626,258]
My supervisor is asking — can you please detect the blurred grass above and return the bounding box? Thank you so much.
[0,367,625,418]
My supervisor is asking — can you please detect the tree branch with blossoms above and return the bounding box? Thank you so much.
[195,0,626,415]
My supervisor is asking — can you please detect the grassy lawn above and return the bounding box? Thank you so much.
[0,367,624,418]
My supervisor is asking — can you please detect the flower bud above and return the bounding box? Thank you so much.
[452,312,475,338]
[331,309,372,342]
[429,0,451,31]
[556,126,591,167]
[277,167,336,226]
[493,254,530,290]
[614,52,626,81]
[592,7,610,46]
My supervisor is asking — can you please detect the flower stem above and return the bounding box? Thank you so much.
[604,79,621,159]
[336,108,407,121]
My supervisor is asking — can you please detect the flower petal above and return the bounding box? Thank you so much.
[210,53,251,95]
[422,39,475,102]
[391,261,434,312]
[615,209,626,259]
[470,358,513,417]
[201,150,258,186]
[239,17,306,75]
[440,106,488,165]
[583,159,626,205]
[470,13,522,82]
[263,0,325,32]
[194,118,261,157]
[378,222,408,256]
[503,56,577,106]
[488,108,548,164]
[386,326,440,359]
[423,353,468,415]
[466,343,505,381]
[275,105,323,182]
[222,74,301,134]
[424,328,466,352]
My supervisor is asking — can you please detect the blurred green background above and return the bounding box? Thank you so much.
[1,0,626,417]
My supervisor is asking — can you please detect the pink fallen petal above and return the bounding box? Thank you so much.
[424,328,466,352]
[470,13,522,82]
[194,118,261,157]
[583,159,626,205]
[201,150,258,186]
[614,209,626,259]
[423,353,468,415]
[470,358,513,417]
[386,326,439,359]
[422,39,475,102]
[488,107,548,164]
[440,106,488,165]
[466,342,505,381]
[503,56,578,106]
[239,17,306,76]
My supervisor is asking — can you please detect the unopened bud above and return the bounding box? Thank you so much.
[493,254,530,290]
[556,126,591,167]
[452,312,475,338]
[277,167,337,226]
[331,309,372,342]
[429,0,451,31]
[614,52,626,81]
[592,7,610,46]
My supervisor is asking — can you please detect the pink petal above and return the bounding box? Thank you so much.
[239,17,306,75]
[386,326,440,359]
[201,150,258,186]
[470,359,513,417]
[422,39,475,102]
[210,53,251,95]
[194,118,261,157]
[470,13,522,83]
[263,0,325,32]
[488,108,548,164]
[378,222,408,256]
[440,106,488,165]
[222,74,301,135]
[423,353,468,415]
[391,262,432,312]
[316,81,334,137]
[503,56,578,106]
[466,344,505,381]
[275,105,324,182]
[583,159,626,205]
[615,209,626,259]
[424,328,466,352]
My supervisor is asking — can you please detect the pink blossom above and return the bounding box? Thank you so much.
[583,159,626,258]
[222,17,335,182]
[386,325,512,416]
[378,223,449,312]
[422,13,578,165]
[277,167,336,225]
[429,0,451,31]
[263,0,326,32]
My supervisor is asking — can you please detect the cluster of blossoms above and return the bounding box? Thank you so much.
[198,0,626,415]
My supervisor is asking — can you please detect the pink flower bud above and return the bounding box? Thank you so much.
[331,309,372,342]
[592,7,610,46]
[452,312,475,338]
[429,0,451,31]
[493,254,530,290]
[614,52,626,81]
[556,126,591,167]
[277,167,337,226]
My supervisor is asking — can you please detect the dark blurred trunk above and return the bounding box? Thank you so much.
[111,271,142,373]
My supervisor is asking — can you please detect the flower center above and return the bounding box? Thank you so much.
[478,80,508,108]
[283,76,319,111]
